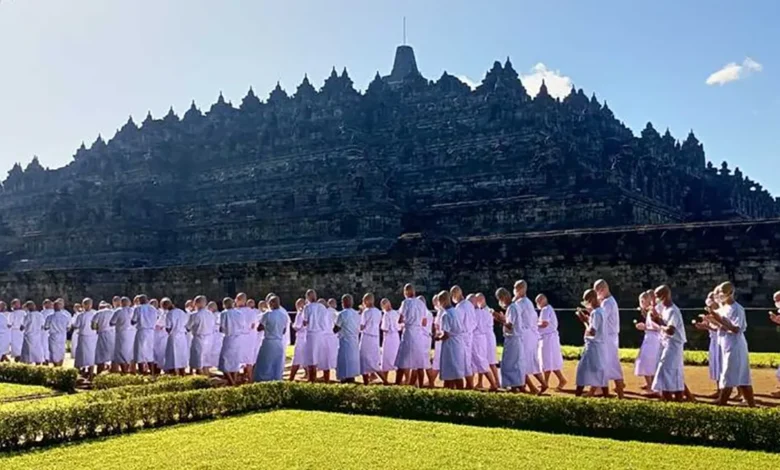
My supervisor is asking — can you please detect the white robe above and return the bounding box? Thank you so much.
[359,307,382,374]
[254,308,288,382]
[0,311,11,357]
[40,309,53,362]
[501,303,526,388]
[209,311,224,368]
[70,311,81,360]
[432,310,442,370]
[93,308,116,365]
[538,305,564,372]
[9,309,25,357]
[601,296,623,381]
[517,297,542,376]
[717,303,752,388]
[253,309,265,361]
[471,307,492,374]
[165,308,189,370]
[291,310,307,366]
[219,309,245,373]
[74,309,97,368]
[335,308,361,380]
[652,304,686,392]
[394,297,430,370]
[45,310,70,363]
[328,307,339,370]
[634,307,662,377]
[303,302,335,370]
[456,300,476,376]
[21,311,45,364]
[380,309,401,372]
[576,307,608,387]
[238,307,257,365]
[133,304,158,364]
[154,309,168,368]
[708,329,721,382]
[111,306,135,365]
[188,308,215,369]
[440,306,469,381]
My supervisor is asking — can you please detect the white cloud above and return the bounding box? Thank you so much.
[706,57,762,86]
[457,63,573,99]
[520,63,573,99]
[456,75,478,90]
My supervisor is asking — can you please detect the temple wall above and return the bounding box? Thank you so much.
[2,218,779,350]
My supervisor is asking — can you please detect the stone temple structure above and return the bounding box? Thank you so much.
[2,44,780,351]
[0,44,776,271]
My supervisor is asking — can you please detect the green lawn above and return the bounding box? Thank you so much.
[0,383,52,401]
[2,410,777,469]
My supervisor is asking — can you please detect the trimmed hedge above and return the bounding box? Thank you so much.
[0,363,77,393]
[1,381,779,452]
[558,346,780,369]
[91,373,213,390]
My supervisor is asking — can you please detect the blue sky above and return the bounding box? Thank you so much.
[1,0,777,193]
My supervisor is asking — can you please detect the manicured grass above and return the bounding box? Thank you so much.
[1,410,777,469]
[0,383,52,401]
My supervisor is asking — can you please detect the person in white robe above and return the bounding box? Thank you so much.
[289,298,307,381]
[132,295,158,374]
[219,297,244,385]
[303,290,335,382]
[327,298,340,374]
[69,303,83,360]
[574,289,609,397]
[9,299,26,360]
[359,293,382,384]
[39,299,54,363]
[706,281,755,407]
[379,298,401,384]
[163,298,189,375]
[416,295,434,388]
[536,294,566,390]
[110,297,135,373]
[594,279,625,399]
[208,301,224,370]
[235,293,257,380]
[334,294,361,383]
[769,291,780,397]
[44,300,70,366]
[254,300,267,360]
[92,302,116,373]
[0,302,10,361]
[187,296,215,374]
[438,290,469,388]
[253,296,289,382]
[74,299,98,380]
[152,305,168,375]
[469,294,497,390]
[427,295,443,387]
[650,285,686,401]
[450,287,476,389]
[514,280,547,394]
[475,293,500,388]
[494,288,526,392]
[394,284,429,386]
[634,290,662,392]
[20,302,45,365]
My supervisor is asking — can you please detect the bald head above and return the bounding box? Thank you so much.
[654,285,672,306]
[593,279,610,300]
[268,295,281,310]
[582,289,598,308]
[535,293,548,308]
[380,298,391,311]
[495,287,512,307]
[403,283,415,299]
[305,289,317,303]
[450,285,463,303]
[363,293,375,308]
[341,294,354,309]
[513,280,527,298]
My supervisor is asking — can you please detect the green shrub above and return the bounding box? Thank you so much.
[0,363,77,393]
[91,373,213,390]
[1,381,778,453]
